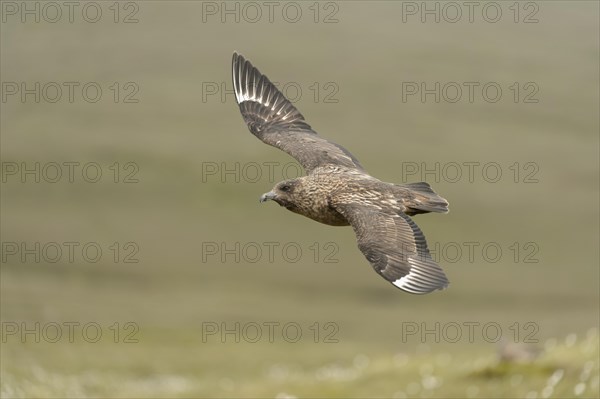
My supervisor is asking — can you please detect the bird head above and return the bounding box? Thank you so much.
[260,179,301,210]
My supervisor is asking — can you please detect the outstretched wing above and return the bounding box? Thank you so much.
[232,52,364,173]
[333,203,449,294]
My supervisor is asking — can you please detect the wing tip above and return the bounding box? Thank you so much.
[232,51,242,62]
[392,269,449,295]
[231,51,262,106]
[231,51,247,104]
[232,51,245,69]
[231,51,309,132]
[392,280,449,295]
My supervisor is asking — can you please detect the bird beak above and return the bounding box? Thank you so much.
[259,191,277,203]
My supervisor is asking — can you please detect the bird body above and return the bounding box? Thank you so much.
[262,165,372,226]
[232,52,450,294]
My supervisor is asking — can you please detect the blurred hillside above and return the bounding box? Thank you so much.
[1,1,598,397]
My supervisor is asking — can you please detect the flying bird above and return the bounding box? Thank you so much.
[232,52,450,294]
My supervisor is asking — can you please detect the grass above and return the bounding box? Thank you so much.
[1,329,598,397]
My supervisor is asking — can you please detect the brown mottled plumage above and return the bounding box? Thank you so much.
[232,52,450,294]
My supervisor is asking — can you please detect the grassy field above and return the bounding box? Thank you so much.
[1,329,598,397]
[1,1,599,397]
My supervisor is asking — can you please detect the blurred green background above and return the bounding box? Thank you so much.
[1,1,598,397]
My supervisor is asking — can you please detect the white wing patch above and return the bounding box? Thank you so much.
[392,256,449,294]
[233,54,302,123]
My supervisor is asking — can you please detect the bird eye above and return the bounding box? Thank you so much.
[280,185,290,192]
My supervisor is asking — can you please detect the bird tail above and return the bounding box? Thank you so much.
[398,182,449,215]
